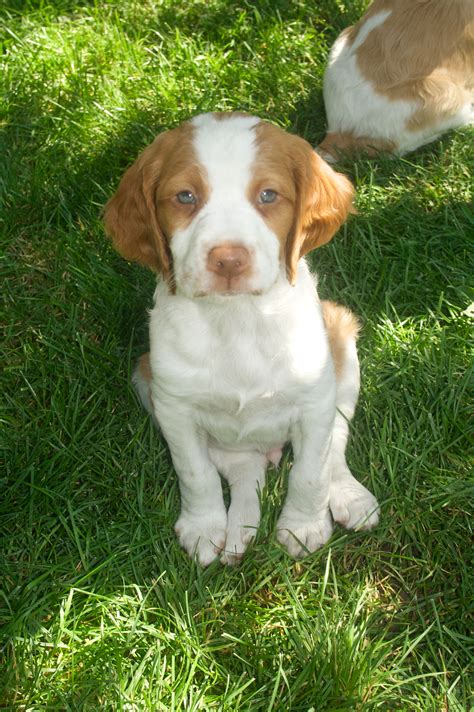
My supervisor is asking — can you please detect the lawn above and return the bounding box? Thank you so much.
[1,0,472,709]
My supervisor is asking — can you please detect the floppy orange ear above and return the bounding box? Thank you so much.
[103,133,173,281]
[286,144,355,284]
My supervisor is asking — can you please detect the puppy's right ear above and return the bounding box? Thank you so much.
[104,133,173,281]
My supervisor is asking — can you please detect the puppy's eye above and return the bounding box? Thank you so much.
[259,189,278,204]
[176,191,196,205]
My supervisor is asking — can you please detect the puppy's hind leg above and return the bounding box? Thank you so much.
[132,352,156,417]
[322,302,380,530]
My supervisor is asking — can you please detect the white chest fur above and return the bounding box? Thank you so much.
[149,261,334,453]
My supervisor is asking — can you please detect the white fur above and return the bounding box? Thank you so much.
[322,8,473,157]
[171,115,281,297]
[132,115,379,565]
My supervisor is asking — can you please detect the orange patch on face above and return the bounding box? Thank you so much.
[248,122,298,255]
[156,161,209,237]
[251,121,354,284]
[104,121,208,284]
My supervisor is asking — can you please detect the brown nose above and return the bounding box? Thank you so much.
[207,245,250,279]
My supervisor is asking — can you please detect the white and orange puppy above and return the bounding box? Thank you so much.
[105,112,379,566]
[319,0,474,161]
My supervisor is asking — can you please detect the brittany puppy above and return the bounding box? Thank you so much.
[318,0,474,161]
[104,112,379,566]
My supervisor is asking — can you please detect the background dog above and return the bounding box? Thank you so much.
[318,0,474,161]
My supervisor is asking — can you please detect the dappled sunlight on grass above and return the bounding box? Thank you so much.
[7,555,457,708]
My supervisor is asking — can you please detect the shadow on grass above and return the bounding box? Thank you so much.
[2,0,366,230]
[3,0,363,28]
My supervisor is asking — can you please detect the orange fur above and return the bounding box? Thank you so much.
[286,146,354,284]
[104,122,200,283]
[356,0,474,130]
[321,300,360,378]
[318,132,396,160]
[137,351,152,382]
[253,122,355,283]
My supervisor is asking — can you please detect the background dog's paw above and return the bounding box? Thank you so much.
[175,511,227,566]
[277,508,333,558]
[330,479,379,531]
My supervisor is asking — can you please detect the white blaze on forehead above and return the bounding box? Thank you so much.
[191,113,260,193]
[170,113,282,298]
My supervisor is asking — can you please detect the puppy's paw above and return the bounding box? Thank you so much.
[220,524,257,566]
[220,503,260,566]
[277,507,333,558]
[175,511,227,566]
[330,476,379,531]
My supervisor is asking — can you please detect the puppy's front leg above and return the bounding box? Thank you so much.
[277,406,334,558]
[209,449,267,566]
[154,402,227,566]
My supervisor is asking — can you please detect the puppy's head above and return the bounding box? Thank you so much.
[104,112,354,297]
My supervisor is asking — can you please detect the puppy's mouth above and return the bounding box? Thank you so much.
[193,269,264,298]
[194,288,263,298]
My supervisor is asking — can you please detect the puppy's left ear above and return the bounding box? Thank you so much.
[286,146,355,284]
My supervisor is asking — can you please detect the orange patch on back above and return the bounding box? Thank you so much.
[321,300,360,379]
[353,0,474,132]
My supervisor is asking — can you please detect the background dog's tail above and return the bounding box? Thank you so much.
[132,352,155,416]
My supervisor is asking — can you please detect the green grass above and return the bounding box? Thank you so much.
[1,0,472,708]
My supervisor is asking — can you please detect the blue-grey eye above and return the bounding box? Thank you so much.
[259,189,277,204]
[177,191,196,204]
